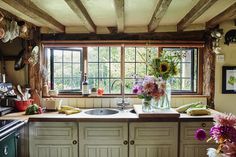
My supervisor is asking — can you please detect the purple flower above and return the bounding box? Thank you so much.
[132,85,143,95]
[220,126,236,143]
[195,128,207,141]
[210,125,222,142]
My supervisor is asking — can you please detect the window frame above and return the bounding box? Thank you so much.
[43,43,203,96]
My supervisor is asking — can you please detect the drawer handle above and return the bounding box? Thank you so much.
[201,123,206,127]
[123,140,128,145]
[72,140,77,145]
[130,140,135,145]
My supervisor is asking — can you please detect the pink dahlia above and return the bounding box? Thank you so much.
[214,113,236,127]
[222,141,236,157]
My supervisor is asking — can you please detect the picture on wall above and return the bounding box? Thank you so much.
[222,66,236,94]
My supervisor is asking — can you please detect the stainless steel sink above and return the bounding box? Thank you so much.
[84,109,119,115]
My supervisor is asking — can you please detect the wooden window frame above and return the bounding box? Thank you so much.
[43,42,204,96]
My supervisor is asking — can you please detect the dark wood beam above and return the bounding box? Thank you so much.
[65,0,96,33]
[206,2,236,28]
[41,30,206,42]
[177,0,217,31]
[0,0,65,32]
[148,0,172,32]
[113,0,124,33]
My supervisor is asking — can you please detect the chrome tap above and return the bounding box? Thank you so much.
[111,79,130,109]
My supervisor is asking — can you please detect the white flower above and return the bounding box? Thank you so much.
[207,148,223,157]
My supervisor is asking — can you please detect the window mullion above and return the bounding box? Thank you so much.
[121,45,125,95]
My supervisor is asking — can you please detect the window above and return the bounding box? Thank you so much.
[46,48,83,92]
[87,47,121,94]
[45,45,200,95]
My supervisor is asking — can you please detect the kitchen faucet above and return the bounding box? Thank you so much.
[111,79,130,109]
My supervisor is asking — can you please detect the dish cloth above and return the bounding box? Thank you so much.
[58,105,81,115]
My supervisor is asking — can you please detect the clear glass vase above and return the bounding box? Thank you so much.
[142,99,153,112]
[152,80,171,109]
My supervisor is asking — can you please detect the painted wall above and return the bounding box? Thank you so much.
[215,20,236,115]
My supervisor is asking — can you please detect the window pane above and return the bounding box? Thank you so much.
[64,50,72,62]
[54,78,63,90]
[54,63,62,77]
[88,63,98,78]
[136,63,146,77]
[73,63,81,77]
[99,63,109,78]
[181,63,191,78]
[88,47,98,62]
[54,50,62,62]
[125,79,134,94]
[125,47,135,62]
[110,79,121,94]
[182,79,191,91]
[125,63,135,78]
[99,47,109,62]
[136,48,146,62]
[111,63,120,78]
[64,63,72,77]
[111,47,120,62]
[73,51,81,62]
[171,78,181,90]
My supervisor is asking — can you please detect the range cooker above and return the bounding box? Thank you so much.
[0,119,25,157]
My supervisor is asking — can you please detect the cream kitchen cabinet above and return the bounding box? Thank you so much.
[180,121,216,157]
[29,122,78,157]
[79,122,128,157]
[129,122,178,157]
[79,122,178,157]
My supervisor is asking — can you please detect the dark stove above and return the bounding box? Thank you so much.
[0,119,24,139]
[0,107,14,117]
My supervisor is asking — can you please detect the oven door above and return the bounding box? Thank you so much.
[0,132,16,157]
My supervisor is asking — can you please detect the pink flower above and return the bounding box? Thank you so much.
[214,113,236,127]
[222,142,236,157]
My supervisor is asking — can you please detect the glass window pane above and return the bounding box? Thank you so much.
[125,79,134,94]
[136,47,146,62]
[73,63,81,77]
[125,63,135,78]
[64,78,72,89]
[99,47,109,62]
[171,78,181,91]
[73,51,81,62]
[88,63,98,78]
[125,47,135,62]
[88,79,99,88]
[54,50,62,62]
[110,79,121,94]
[181,63,191,78]
[64,50,72,62]
[99,63,109,78]
[64,63,72,77]
[136,63,146,77]
[54,78,63,90]
[88,47,98,62]
[182,79,191,91]
[111,63,120,78]
[72,78,81,89]
[111,47,120,62]
[54,63,62,77]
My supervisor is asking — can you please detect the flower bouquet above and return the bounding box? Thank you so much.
[195,113,236,157]
[132,76,166,112]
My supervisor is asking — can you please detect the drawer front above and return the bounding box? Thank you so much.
[79,122,127,141]
[30,122,77,140]
[130,122,178,141]
[180,122,213,142]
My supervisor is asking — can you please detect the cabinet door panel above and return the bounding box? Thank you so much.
[35,144,73,157]
[85,145,124,157]
[181,144,211,157]
[132,145,172,157]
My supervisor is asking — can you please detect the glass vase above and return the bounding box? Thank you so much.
[152,80,171,109]
[142,99,153,112]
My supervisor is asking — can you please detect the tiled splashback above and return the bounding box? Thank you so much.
[43,97,207,108]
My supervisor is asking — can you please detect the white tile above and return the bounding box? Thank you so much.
[93,98,102,108]
[101,98,110,108]
[76,98,85,108]
[85,98,94,108]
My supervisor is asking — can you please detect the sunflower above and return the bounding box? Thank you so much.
[159,61,170,74]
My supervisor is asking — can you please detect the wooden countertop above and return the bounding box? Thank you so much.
[0,107,220,122]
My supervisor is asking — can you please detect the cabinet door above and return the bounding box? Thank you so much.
[29,122,78,157]
[79,122,128,157]
[181,144,212,157]
[129,122,178,157]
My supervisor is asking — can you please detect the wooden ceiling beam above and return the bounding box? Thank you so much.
[113,0,124,33]
[65,0,96,33]
[0,0,65,32]
[206,2,236,28]
[148,0,172,32]
[177,0,217,31]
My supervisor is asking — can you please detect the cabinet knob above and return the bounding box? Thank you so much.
[123,140,128,145]
[201,123,206,127]
[72,140,77,145]
[130,140,135,145]
[4,146,8,155]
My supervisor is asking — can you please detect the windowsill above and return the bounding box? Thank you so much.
[43,94,209,99]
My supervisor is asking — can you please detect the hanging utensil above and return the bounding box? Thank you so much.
[17,85,25,100]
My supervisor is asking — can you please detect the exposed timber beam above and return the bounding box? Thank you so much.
[113,0,124,33]
[148,0,172,32]
[177,0,217,31]
[0,0,64,32]
[65,0,96,33]
[206,2,236,28]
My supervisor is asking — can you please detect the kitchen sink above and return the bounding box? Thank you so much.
[84,109,119,115]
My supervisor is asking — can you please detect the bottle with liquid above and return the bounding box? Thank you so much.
[82,73,89,96]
